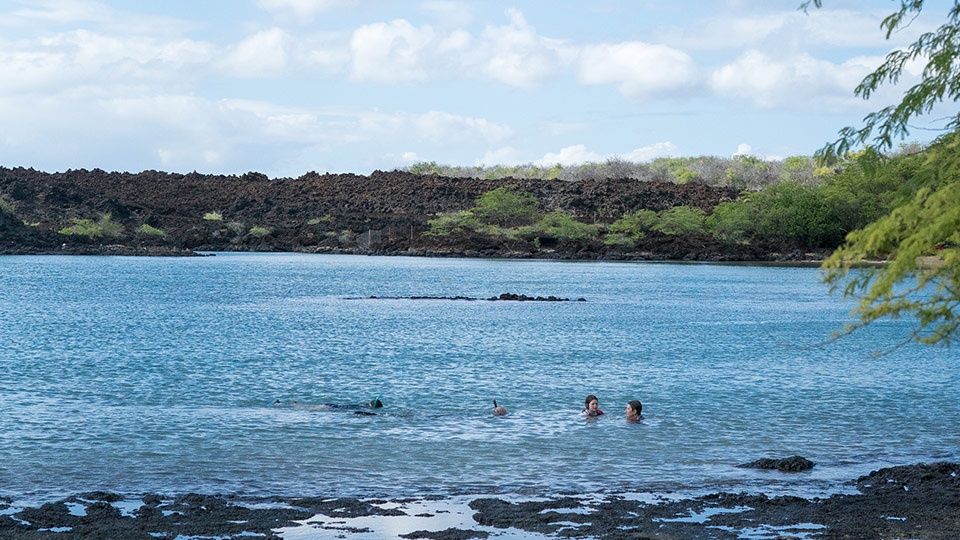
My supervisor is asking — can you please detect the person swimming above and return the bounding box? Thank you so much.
[273,394,383,415]
[625,400,643,422]
[580,394,604,417]
[492,399,507,416]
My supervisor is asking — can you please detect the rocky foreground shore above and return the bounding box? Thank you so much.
[2,462,957,539]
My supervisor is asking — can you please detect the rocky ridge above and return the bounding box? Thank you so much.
[0,167,821,260]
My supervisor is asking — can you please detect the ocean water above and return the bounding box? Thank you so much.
[0,252,957,503]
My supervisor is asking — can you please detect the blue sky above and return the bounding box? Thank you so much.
[0,0,953,177]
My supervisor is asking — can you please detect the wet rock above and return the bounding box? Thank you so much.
[1,463,958,540]
[290,497,407,518]
[487,293,569,301]
[737,455,815,472]
[400,527,490,539]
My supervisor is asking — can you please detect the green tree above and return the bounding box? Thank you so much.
[707,201,756,244]
[752,181,837,247]
[529,211,599,241]
[607,209,658,240]
[808,0,960,346]
[472,186,539,228]
[654,206,707,236]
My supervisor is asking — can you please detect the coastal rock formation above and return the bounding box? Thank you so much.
[1,463,957,539]
[0,167,818,260]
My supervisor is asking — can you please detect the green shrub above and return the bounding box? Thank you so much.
[526,211,599,240]
[249,225,271,238]
[608,209,657,240]
[750,181,835,246]
[674,166,699,185]
[424,210,481,236]
[408,161,446,176]
[472,186,538,228]
[137,224,166,238]
[307,215,334,225]
[603,233,637,248]
[58,213,123,240]
[0,196,15,216]
[203,211,223,221]
[653,206,707,236]
[707,201,755,243]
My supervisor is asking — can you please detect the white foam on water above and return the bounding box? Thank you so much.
[276,496,558,540]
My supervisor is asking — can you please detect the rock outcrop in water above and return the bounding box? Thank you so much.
[352,293,582,301]
[737,455,815,472]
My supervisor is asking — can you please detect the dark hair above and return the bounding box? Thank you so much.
[370,398,383,408]
[628,400,642,415]
[584,394,599,409]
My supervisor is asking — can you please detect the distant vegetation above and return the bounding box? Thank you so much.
[0,195,14,216]
[58,213,124,240]
[421,144,933,252]
[136,224,166,238]
[249,225,271,238]
[406,154,829,189]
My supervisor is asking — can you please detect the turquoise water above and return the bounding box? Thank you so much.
[1,253,957,501]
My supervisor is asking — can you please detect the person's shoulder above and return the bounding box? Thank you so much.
[596,410,605,416]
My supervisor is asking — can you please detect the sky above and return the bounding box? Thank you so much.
[0,0,954,177]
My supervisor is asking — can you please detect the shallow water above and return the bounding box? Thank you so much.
[0,253,957,501]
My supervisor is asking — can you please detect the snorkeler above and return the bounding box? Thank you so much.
[273,394,383,415]
[580,394,604,417]
[492,399,507,416]
[625,400,643,422]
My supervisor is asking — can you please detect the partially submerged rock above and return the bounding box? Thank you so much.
[737,455,815,472]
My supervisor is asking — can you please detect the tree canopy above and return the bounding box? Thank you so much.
[807,0,960,347]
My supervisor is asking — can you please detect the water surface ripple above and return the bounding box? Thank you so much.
[1,253,957,501]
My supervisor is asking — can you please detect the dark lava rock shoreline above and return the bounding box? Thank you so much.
[0,167,827,262]
[1,462,957,539]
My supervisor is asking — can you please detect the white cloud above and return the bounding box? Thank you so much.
[534,142,678,167]
[480,8,573,87]
[536,145,603,166]
[665,8,902,53]
[578,42,698,101]
[350,19,436,82]
[476,147,521,166]
[412,110,513,143]
[732,143,752,157]
[622,142,679,162]
[221,28,291,77]
[710,49,879,109]
[0,0,113,28]
[0,29,213,93]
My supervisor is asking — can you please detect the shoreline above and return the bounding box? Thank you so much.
[2,462,958,540]
[0,246,832,268]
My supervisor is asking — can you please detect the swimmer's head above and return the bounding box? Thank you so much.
[626,400,642,421]
[369,394,383,408]
[492,399,507,416]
